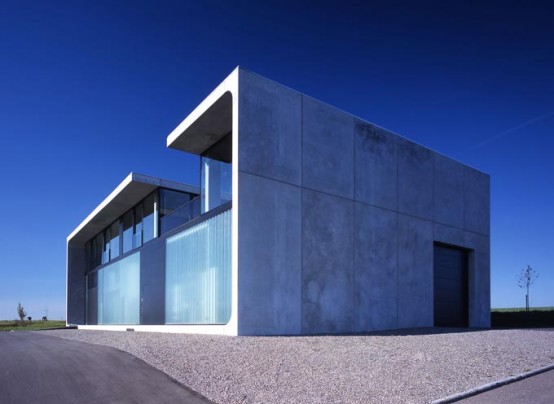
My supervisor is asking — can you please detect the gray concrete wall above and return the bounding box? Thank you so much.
[140,239,166,325]
[237,172,302,335]
[67,243,86,325]
[236,69,490,335]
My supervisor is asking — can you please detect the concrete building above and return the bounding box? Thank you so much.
[67,67,490,335]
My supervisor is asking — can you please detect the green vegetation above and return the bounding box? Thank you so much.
[0,320,66,332]
[491,307,554,312]
[17,302,27,323]
[491,308,554,328]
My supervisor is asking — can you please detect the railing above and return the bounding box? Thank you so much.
[159,196,201,235]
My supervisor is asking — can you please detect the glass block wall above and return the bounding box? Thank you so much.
[165,208,231,324]
[97,252,140,325]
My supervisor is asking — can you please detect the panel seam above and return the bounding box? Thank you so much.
[300,94,304,334]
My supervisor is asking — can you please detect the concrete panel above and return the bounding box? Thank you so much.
[67,244,86,325]
[237,172,302,335]
[434,154,464,228]
[433,223,467,248]
[238,70,302,185]
[302,189,354,333]
[140,239,166,325]
[464,167,490,236]
[397,138,434,220]
[302,96,354,199]
[397,214,433,328]
[354,202,397,331]
[354,120,397,210]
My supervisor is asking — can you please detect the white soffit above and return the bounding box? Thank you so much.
[167,69,237,155]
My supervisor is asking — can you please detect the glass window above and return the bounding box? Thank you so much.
[201,157,232,214]
[122,210,133,254]
[159,189,191,218]
[143,193,156,244]
[134,203,143,249]
[110,221,120,260]
[102,228,110,264]
[93,234,103,268]
[88,187,184,268]
[200,132,232,214]
[159,189,195,234]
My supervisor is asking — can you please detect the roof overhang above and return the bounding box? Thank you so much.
[67,173,199,246]
[167,69,236,155]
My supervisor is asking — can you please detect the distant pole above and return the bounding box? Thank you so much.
[526,293,529,312]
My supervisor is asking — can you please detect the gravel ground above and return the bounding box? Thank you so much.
[41,328,554,403]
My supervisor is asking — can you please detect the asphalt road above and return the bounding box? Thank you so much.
[0,331,211,404]
[459,369,554,404]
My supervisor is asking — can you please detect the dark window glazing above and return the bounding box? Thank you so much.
[159,189,196,234]
[110,220,120,260]
[134,203,143,249]
[92,234,103,268]
[143,193,155,244]
[86,188,196,271]
[122,210,133,254]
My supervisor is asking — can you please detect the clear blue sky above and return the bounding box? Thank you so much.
[1,1,552,320]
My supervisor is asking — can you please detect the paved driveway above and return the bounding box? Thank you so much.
[0,331,211,404]
[458,369,554,404]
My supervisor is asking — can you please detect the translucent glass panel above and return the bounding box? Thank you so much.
[166,208,231,324]
[97,252,140,325]
[201,157,232,214]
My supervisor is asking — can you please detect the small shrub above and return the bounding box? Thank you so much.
[17,303,27,325]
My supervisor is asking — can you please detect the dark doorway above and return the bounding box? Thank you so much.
[434,244,469,327]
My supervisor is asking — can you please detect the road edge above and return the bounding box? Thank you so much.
[431,363,554,403]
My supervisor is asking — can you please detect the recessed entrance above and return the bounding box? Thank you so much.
[434,243,469,327]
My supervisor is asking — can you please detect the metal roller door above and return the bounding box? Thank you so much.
[434,244,469,327]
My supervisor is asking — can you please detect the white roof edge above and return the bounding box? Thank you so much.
[67,172,199,243]
[166,66,488,175]
[67,173,134,242]
[166,66,239,149]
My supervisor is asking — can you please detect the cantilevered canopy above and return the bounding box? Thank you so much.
[67,173,198,245]
[167,91,232,155]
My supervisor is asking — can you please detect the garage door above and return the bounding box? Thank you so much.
[434,244,468,327]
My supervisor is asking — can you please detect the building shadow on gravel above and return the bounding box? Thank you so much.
[263,327,493,338]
